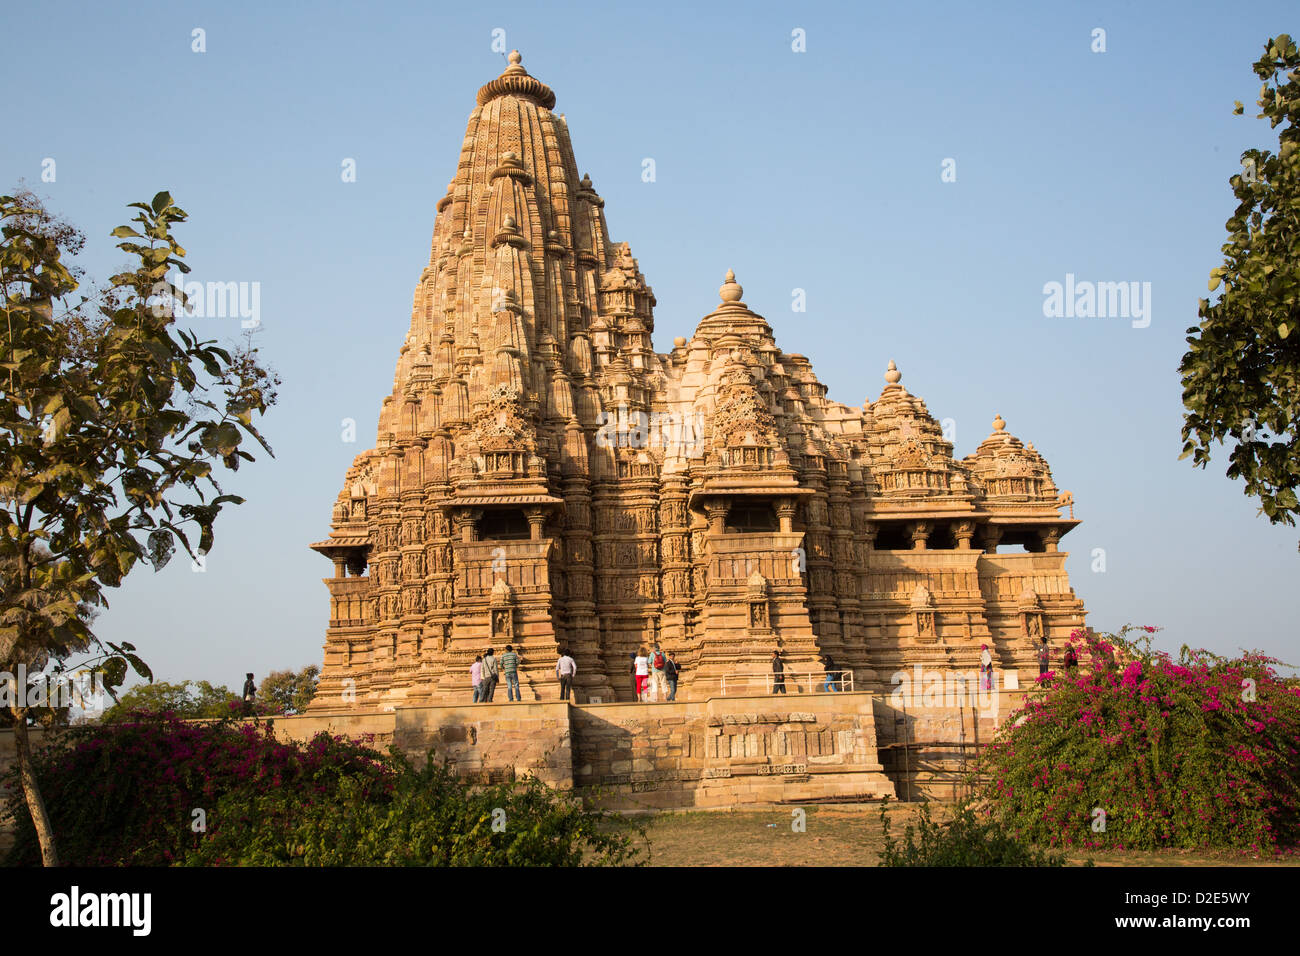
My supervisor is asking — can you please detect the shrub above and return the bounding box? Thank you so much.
[4,712,394,865]
[4,712,642,866]
[184,752,644,867]
[877,796,1068,866]
[978,626,1300,853]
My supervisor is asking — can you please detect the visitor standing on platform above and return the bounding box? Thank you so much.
[649,643,669,701]
[556,647,577,701]
[501,644,521,701]
[1038,636,1050,679]
[242,673,256,715]
[771,650,786,694]
[471,655,483,702]
[821,654,839,693]
[481,647,499,702]
[1064,643,1078,675]
[665,651,680,701]
[634,647,650,701]
[979,644,993,691]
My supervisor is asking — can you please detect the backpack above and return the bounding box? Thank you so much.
[653,650,665,670]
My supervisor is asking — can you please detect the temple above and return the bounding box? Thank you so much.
[309,52,1086,710]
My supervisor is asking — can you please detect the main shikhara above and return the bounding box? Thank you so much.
[310,53,1085,710]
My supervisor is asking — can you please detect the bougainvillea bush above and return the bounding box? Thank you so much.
[4,712,393,866]
[978,626,1300,853]
[4,712,643,866]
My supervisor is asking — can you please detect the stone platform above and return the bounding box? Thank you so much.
[0,688,1031,814]
[249,689,1032,809]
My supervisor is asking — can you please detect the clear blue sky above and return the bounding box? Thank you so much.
[3,0,1296,690]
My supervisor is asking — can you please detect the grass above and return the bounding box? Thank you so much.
[636,803,1300,867]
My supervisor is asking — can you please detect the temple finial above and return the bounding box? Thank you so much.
[719,269,743,303]
[992,414,1006,432]
[884,359,902,384]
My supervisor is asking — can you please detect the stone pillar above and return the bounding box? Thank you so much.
[1039,526,1061,553]
[775,498,797,534]
[705,499,728,535]
[981,524,1003,554]
[909,520,931,551]
[954,520,975,550]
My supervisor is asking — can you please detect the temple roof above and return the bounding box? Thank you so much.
[318,51,1078,545]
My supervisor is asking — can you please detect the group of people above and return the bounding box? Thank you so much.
[469,635,1085,703]
[463,645,579,702]
[469,643,685,703]
[630,644,680,701]
[1037,635,1079,678]
[469,645,522,702]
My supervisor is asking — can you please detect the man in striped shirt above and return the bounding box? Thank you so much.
[501,644,521,702]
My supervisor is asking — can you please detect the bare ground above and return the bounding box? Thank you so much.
[631,803,1300,867]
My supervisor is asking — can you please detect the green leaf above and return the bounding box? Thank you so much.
[1279,323,1291,339]
[146,529,175,571]
[100,656,128,690]
[150,191,173,214]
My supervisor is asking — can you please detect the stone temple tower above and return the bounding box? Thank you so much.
[310,53,1086,710]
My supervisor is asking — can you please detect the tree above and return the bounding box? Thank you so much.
[258,664,320,715]
[1180,34,1300,533]
[0,187,277,864]
[97,678,242,722]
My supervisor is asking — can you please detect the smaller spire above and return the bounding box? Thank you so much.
[884,359,902,384]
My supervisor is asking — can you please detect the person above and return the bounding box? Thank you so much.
[649,642,669,702]
[771,650,786,694]
[501,644,521,702]
[481,647,499,702]
[556,647,577,701]
[471,654,483,703]
[634,646,650,702]
[665,651,680,701]
[1038,636,1050,678]
[1064,643,1078,675]
[821,654,838,693]
[628,653,638,700]
[979,644,993,691]
[242,673,256,715]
